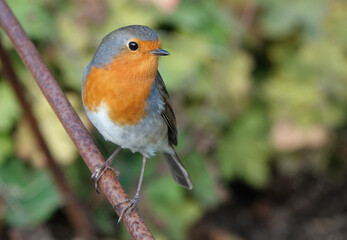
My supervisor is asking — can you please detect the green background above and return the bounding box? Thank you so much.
[1,0,347,239]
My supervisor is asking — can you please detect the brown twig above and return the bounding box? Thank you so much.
[0,39,95,239]
[0,1,155,239]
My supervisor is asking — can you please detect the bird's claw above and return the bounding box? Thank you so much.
[114,196,139,224]
[91,161,119,193]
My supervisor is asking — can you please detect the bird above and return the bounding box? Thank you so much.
[81,25,193,221]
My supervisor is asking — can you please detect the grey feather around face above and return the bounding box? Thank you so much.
[92,25,160,67]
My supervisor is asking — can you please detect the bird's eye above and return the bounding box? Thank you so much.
[128,41,138,51]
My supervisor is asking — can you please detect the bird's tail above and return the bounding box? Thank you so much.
[163,150,193,190]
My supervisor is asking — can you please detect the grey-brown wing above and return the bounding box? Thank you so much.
[155,71,178,146]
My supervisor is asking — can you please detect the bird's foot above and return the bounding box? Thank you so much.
[91,160,119,193]
[114,195,139,223]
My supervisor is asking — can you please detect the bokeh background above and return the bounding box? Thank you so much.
[1,0,347,239]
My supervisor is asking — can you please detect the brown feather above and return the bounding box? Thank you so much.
[155,72,178,146]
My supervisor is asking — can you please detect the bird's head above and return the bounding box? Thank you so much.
[92,25,170,68]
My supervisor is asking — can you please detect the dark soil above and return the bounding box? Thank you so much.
[191,174,347,240]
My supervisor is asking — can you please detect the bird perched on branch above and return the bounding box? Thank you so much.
[82,25,193,221]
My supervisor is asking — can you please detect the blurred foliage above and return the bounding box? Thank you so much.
[0,158,61,226]
[1,0,347,239]
[218,107,270,188]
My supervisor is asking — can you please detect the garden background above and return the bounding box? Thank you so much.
[1,0,347,239]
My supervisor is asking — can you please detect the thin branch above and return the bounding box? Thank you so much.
[0,39,95,239]
[0,1,155,239]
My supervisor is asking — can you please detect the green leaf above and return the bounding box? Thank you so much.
[183,152,218,207]
[0,81,21,133]
[265,39,347,127]
[0,159,61,226]
[261,0,327,38]
[147,177,200,240]
[0,135,13,165]
[7,0,55,39]
[217,108,271,188]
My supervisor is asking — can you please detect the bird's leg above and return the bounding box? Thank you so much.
[115,155,147,223]
[91,146,121,193]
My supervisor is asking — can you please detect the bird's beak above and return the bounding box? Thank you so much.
[151,48,170,56]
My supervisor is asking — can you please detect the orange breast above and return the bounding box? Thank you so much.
[83,51,158,125]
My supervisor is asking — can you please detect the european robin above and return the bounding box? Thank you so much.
[82,25,193,220]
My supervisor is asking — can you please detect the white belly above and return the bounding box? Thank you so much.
[85,102,172,157]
